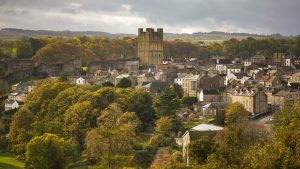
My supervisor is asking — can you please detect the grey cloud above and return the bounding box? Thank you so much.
[0,0,299,35]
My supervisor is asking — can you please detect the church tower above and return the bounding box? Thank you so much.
[138,28,163,65]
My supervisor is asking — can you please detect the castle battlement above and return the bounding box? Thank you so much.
[138,28,164,65]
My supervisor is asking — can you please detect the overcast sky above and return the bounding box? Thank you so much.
[0,0,299,35]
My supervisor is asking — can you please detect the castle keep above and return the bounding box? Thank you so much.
[138,28,163,65]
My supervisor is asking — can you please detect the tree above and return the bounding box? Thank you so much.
[155,86,181,118]
[224,103,248,125]
[9,108,35,159]
[125,89,155,130]
[64,101,96,147]
[25,133,77,169]
[242,142,297,169]
[16,39,33,58]
[169,83,184,99]
[58,72,67,82]
[155,116,173,136]
[188,137,215,165]
[181,96,198,108]
[86,103,141,168]
[116,78,132,88]
[102,81,114,87]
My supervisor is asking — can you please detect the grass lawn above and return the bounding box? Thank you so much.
[0,152,24,169]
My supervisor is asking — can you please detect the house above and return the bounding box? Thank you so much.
[4,99,20,111]
[251,55,266,65]
[289,71,300,84]
[259,75,282,88]
[229,87,268,114]
[137,72,155,85]
[76,77,86,85]
[199,72,225,91]
[182,74,200,97]
[202,102,227,116]
[243,60,252,67]
[226,65,242,75]
[267,89,300,107]
[247,69,264,80]
[225,72,250,86]
[182,124,223,165]
[198,89,222,102]
[136,80,169,95]
[272,53,286,66]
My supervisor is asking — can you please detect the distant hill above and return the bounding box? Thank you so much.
[0,28,289,42]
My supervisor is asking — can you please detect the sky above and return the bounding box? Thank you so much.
[0,0,299,35]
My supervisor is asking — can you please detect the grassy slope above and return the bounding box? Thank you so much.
[0,153,24,169]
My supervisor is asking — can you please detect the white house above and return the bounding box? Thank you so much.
[174,73,188,86]
[226,65,242,75]
[76,77,86,85]
[243,60,252,67]
[4,99,20,111]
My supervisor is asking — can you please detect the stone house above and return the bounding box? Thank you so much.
[137,72,155,86]
[251,55,266,65]
[229,87,268,114]
[259,75,282,88]
[289,71,300,84]
[198,89,222,102]
[202,102,227,117]
[267,89,300,107]
[182,74,200,97]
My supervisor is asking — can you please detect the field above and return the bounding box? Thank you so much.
[0,153,24,169]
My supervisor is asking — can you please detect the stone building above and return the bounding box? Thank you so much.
[138,28,163,65]
[229,87,268,114]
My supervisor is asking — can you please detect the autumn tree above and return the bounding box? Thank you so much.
[25,133,78,169]
[155,116,173,136]
[64,101,96,147]
[86,103,141,169]
[224,103,248,125]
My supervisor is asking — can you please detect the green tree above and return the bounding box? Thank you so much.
[25,133,77,169]
[181,96,198,108]
[102,81,114,87]
[155,86,181,118]
[58,72,67,82]
[125,89,156,130]
[116,78,132,88]
[16,39,33,58]
[169,83,184,99]
[188,137,215,165]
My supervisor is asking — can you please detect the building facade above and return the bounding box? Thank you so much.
[138,28,163,65]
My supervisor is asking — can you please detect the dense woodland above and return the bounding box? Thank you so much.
[1,36,300,64]
[0,79,300,169]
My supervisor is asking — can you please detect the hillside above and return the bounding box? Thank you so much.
[0,28,288,42]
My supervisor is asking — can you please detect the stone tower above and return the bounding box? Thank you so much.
[138,28,163,65]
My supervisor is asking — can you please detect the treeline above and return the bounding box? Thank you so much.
[1,36,300,64]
